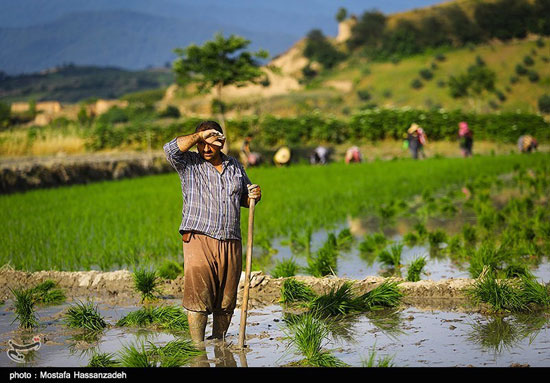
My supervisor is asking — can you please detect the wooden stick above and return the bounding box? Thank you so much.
[238,198,255,349]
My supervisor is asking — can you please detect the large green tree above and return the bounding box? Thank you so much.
[172,33,269,147]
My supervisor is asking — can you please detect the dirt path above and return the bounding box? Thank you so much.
[0,267,475,310]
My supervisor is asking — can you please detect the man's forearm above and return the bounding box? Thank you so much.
[176,133,202,152]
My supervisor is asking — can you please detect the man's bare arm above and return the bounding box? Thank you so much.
[175,129,225,152]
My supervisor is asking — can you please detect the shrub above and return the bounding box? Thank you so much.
[515,64,528,76]
[411,78,423,89]
[158,105,181,119]
[523,55,534,66]
[419,69,433,80]
[527,70,539,82]
[538,94,550,114]
[357,90,371,101]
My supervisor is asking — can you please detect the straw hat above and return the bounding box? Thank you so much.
[407,123,420,134]
[274,146,291,164]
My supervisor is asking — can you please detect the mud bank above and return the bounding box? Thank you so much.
[0,267,475,309]
[0,152,171,194]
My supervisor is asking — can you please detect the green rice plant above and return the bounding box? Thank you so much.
[10,287,39,329]
[503,263,533,279]
[406,257,426,282]
[438,197,458,216]
[271,258,300,278]
[377,244,403,269]
[467,272,527,313]
[353,281,403,311]
[116,305,189,331]
[461,224,477,246]
[157,260,183,280]
[518,276,550,307]
[29,280,66,305]
[306,247,337,277]
[87,352,119,367]
[377,203,396,223]
[133,269,161,303]
[336,228,354,251]
[359,232,387,254]
[283,313,348,367]
[362,345,395,367]
[280,278,317,304]
[117,341,155,367]
[428,229,447,249]
[288,226,313,257]
[64,301,107,331]
[446,234,462,255]
[146,339,204,367]
[308,282,356,317]
[413,222,428,239]
[467,242,507,278]
[402,231,419,247]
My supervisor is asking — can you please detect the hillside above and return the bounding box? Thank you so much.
[0,65,174,103]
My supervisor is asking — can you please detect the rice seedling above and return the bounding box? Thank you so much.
[518,276,550,307]
[438,197,458,216]
[10,287,39,329]
[413,222,428,239]
[64,301,107,331]
[467,242,507,278]
[336,228,354,251]
[402,231,419,247]
[255,233,278,256]
[29,280,66,305]
[377,203,396,223]
[283,313,348,367]
[116,305,189,331]
[461,224,477,246]
[377,244,403,269]
[157,260,183,280]
[308,282,356,317]
[287,226,312,257]
[280,278,317,304]
[87,352,119,367]
[306,247,337,277]
[133,268,161,303]
[503,263,533,279]
[117,341,156,367]
[428,229,447,249]
[358,232,387,254]
[406,257,426,282]
[271,258,300,278]
[467,272,528,313]
[446,234,462,255]
[353,281,403,311]
[362,345,395,367]
[146,339,204,367]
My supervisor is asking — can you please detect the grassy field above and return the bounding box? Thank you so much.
[1,152,549,271]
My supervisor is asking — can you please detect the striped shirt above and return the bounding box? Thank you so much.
[163,137,252,241]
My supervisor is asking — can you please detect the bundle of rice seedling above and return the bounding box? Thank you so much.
[271,258,300,278]
[10,287,38,329]
[428,229,447,249]
[280,278,317,304]
[146,339,204,367]
[116,305,189,331]
[117,341,155,367]
[87,353,119,367]
[283,313,347,367]
[362,345,395,367]
[157,260,183,280]
[402,232,419,247]
[64,301,107,331]
[308,282,356,317]
[377,244,403,268]
[336,228,354,251]
[133,269,162,303]
[353,281,403,311]
[306,247,337,277]
[359,233,388,254]
[467,242,507,278]
[30,280,66,305]
[406,257,426,282]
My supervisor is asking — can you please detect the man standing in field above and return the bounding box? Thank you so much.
[163,120,261,345]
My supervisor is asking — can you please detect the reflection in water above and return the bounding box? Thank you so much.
[467,314,549,354]
[365,308,406,341]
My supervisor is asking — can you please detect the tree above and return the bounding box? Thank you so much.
[347,10,386,51]
[172,33,269,147]
[0,101,10,130]
[336,7,347,23]
[448,60,496,111]
[304,29,345,69]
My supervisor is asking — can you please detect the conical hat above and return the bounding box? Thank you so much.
[407,123,420,134]
[274,146,291,164]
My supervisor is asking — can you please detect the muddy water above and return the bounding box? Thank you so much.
[268,215,550,283]
[1,300,549,367]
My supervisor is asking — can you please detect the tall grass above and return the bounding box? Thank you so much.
[2,153,547,271]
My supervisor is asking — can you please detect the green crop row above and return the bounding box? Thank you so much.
[85,108,549,150]
[1,152,548,271]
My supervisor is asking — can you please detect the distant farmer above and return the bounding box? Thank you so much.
[273,146,291,166]
[310,145,329,165]
[345,146,362,164]
[240,135,262,168]
[407,123,427,159]
[163,120,261,345]
[518,135,538,153]
[458,121,473,157]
